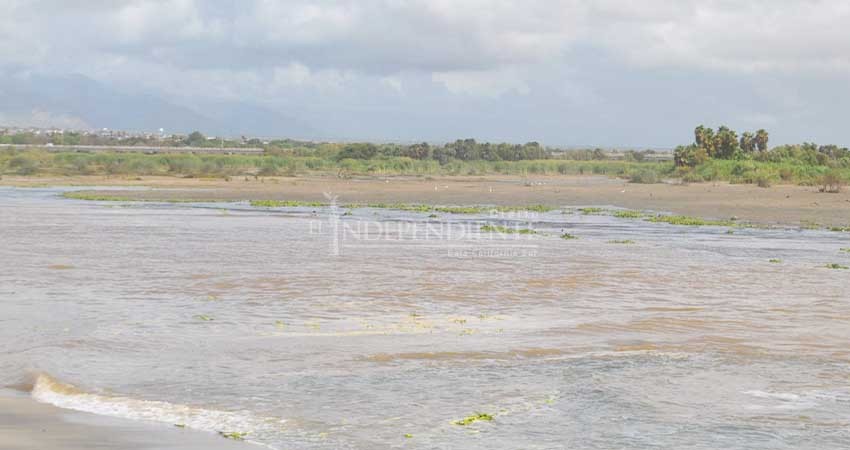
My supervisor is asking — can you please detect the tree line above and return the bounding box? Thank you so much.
[333,139,550,163]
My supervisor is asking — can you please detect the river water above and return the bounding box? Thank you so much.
[1,186,849,449]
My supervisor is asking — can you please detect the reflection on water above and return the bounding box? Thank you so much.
[1,187,849,449]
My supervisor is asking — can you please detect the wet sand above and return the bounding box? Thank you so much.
[3,174,849,226]
[0,391,247,450]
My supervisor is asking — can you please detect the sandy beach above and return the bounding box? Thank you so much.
[0,391,247,450]
[3,174,849,227]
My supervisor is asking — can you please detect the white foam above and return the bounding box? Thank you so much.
[31,374,283,446]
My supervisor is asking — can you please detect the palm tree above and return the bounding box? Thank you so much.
[740,132,756,153]
[755,129,769,152]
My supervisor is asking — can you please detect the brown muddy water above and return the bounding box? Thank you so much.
[1,186,849,449]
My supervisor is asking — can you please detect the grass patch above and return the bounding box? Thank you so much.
[195,315,214,321]
[769,259,782,263]
[481,224,537,234]
[608,239,635,244]
[452,412,494,426]
[647,215,737,227]
[613,210,644,219]
[840,248,850,253]
[825,263,849,270]
[828,226,850,232]
[250,199,327,207]
[62,191,222,203]
[560,233,578,240]
[579,207,605,215]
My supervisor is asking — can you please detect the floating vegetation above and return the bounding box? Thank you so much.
[62,192,217,203]
[47,264,74,270]
[647,215,737,227]
[275,320,286,329]
[828,226,850,232]
[480,224,536,234]
[250,200,327,208]
[404,433,413,439]
[613,210,644,219]
[218,431,248,441]
[608,239,635,244]
[841,248,850,253]
[560,233,578,240]
[825,263,849,270]
[725,229,735,235]
[769,259,782,263]
[174,423,186,428]
[579,207,605,215]
[453,412,494,426]
[195,315,214,321]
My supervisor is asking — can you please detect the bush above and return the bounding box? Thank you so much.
[629,168,659,184]
[8,155,39,175]
[818,170,845,193]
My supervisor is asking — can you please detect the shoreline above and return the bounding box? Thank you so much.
[0,390,248,450]
[3,174,849,227]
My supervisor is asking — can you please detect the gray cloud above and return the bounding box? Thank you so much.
[1,1,849,145]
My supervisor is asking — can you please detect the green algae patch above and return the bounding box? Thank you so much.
[769,259,782,264]
[453,412,494,426]
[560,233,578,240]
[218,431,248,441]
[608,239,635,244]
[825,263,849,270]
[404,433,413,438]
[195,314,214,321]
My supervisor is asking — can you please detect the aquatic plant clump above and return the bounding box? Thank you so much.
[219,431,248,440]
[608,239,635,244]
[452,412,494,426]
[825,263,849,270]
[560,233,578,240]
[481,224,537,235]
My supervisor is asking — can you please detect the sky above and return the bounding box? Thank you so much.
[1,0,849,147]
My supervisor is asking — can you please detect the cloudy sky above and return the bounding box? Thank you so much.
[1,0,849,147]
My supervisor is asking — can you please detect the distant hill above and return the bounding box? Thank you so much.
[0,72,318,138]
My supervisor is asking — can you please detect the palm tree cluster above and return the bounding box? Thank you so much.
[676,125,769,167]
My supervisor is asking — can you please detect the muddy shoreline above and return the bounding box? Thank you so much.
[0,391,247,450]
[3,174,850,227]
